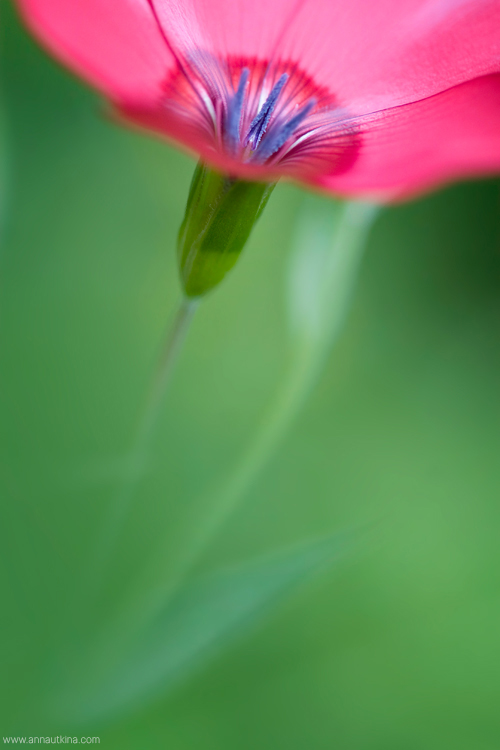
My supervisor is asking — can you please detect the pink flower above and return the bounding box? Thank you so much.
[16,0,500,199]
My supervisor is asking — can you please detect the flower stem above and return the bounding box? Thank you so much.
[139,297,199,453]
[88,296,199,582]
[127,199,379,626]
[175,200,379,576]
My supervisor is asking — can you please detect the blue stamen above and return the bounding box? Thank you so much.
[225,68,249,150]
[245,73,288,150]
[254,99,316,162]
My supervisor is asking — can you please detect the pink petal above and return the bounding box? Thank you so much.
[16,0,174,100]
[152,0,500,112]
[18,0,500,114]
[315,74,500,200]
[16,0,500,199]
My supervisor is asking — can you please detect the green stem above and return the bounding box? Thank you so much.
[126,199,378,626]
[138,297,199,455]
[176,200,378,576]
[87,297,199,582]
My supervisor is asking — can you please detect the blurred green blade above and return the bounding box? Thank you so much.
[53,532,350,725]
[287,196,378,351]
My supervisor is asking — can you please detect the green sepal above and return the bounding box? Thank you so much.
[177,162,275,297]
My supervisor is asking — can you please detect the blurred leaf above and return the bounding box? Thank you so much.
[287,197,378,353]
[108,197,379,603]
[52,531,350,725]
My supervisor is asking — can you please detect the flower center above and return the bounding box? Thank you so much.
[163,54,359,178]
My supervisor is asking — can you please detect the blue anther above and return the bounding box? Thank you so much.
[254,98,316,162]
[225,68,249,150]
[245,73,288,150]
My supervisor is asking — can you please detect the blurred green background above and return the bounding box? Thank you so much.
[2,1,500,747]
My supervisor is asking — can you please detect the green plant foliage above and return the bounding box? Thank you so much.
[178,163,274,297]
[2,3,500,749]
[51,534,349,726]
